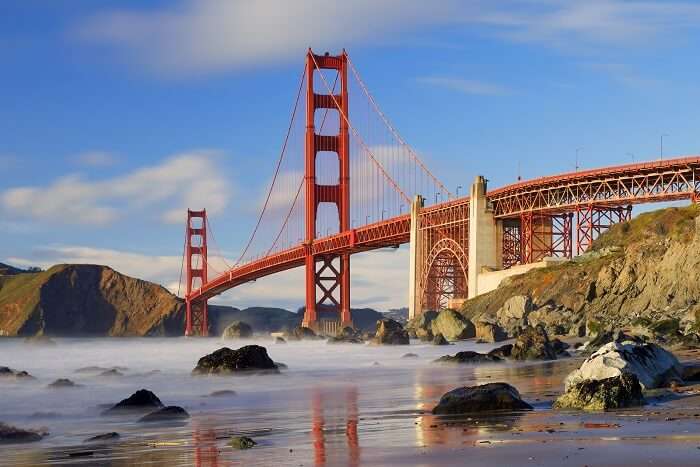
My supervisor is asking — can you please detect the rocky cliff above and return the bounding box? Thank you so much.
[461,205,700,341]
[0,264,184,337]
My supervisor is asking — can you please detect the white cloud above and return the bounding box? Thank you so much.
[76,0,457,76]
[417,77,511,96]
[74,0,700,76]
[0,151,230,226]
[72,151,118,167]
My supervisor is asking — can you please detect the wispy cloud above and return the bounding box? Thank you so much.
[581,62,661,88]
[73,1,700,77]
[75,0,457,76]
[71,151,118,167]
[1,151,230,226]
[417,76,512,96]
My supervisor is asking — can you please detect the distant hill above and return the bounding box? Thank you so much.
[0,264,184,337]
[0,262,27,276]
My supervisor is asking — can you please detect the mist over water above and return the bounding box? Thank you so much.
[4,338,698,466]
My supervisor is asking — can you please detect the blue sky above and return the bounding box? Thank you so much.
[2,0,700,310]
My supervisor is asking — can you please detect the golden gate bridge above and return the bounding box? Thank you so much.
[180,49,700,336]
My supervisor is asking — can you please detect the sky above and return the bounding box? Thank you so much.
[2,0,700,311]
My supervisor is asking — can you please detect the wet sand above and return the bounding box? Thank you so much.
[1,337,699,466]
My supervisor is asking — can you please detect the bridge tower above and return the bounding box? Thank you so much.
[185,209,208,336]
[302,50,352,331]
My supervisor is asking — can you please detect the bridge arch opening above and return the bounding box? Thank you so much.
[421,238,468,312]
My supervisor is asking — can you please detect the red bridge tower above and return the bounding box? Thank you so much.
[303,50,352,332]
[185,209,208,336]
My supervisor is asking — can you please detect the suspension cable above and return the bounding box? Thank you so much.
[310,53,411,205]
[232,65,307,267]
[347,55,452,199]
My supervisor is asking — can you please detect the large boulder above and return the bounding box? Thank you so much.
[104,389,163,414]
[0,366,33,379]
[554,373,645,410]
[496,295,532,336]
[564,341,683,390]
[474,321,507,343]
[406,310,438,341]
[192,345,279,375]
[372,319,409,345]
[511,325,557,360]
[0,422,47,444]
[434,351,502,364]
[432,383,532,415]
[430,310,475,341]
[222,321,253,339]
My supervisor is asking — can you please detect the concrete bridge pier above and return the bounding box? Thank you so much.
[468,176,503,299]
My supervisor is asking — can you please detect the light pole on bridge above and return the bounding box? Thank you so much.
[575,147,583,172]
[456,185,463,197]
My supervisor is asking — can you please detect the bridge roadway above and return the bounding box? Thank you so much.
[187,155,700,303]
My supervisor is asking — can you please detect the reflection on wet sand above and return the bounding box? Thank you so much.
[311,386,360,467]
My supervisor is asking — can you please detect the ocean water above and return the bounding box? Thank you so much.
[1,338,699,466]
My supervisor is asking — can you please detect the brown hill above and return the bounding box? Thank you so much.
[0,264,184,337]
[461,205,700,341]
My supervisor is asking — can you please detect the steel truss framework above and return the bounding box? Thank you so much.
[519,212,573,264]
[489,158,700,218]
[576,205,632,254]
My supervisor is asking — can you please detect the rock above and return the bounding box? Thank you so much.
[48,378,80,388]
[496,295,533,336]
[474,321,507,343]
[0,422,47,444]
[551,338,571,357]
[527,304,576,336]
[682,364,700,381]
[229,436,256,449]
[584,328,644,354]
[434,351,502,364]
[432,333,449,345]
[222,321,253,339]
[488,344,513,359]
[430,309,475,341]
[192,346,279,375]
[99,369,124,377]
[372,319,409,345]
[554,373,645,410]
[275,337,286,344]
[565,341,683,390]
[511,325,557,361]
[139,406,190,423]
[406,310,438,341]
[0,366,33,379]
[208,390,237,397]
[327,327,364,344]
[84,432,120,443]
[401,353,419,359]
[104,389,164,414]
[432,383,533,415]
[275,362,288,369]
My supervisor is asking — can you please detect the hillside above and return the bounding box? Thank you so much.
[461,205,700,340]
[0,264,184,337]
[0,263,27,276]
